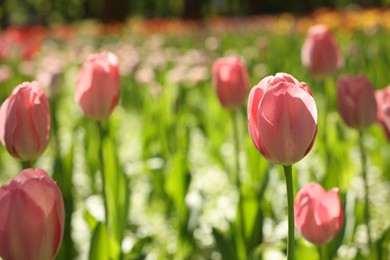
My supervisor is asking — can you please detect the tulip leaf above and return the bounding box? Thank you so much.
[101,121,130,246]
[89,221,121,260]
[123,236,152,260]
[212,227,238,260]
[164,151,191,235]
[88,222,110,260]
[83,209,98,231]
[237,196,263,253]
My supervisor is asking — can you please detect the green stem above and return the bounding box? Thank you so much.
[318,245,328,260]
[21,160,34,169]
[231,111,246,251]
[318,79,330,183]
[283,165,295,260]
[358,130,372,248]
[98,121,110,229]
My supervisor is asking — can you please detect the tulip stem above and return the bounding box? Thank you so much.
[283,165,295,260]
[318,245,328,260]
[231,110,246,251]
[358,130,372,248]
[21,160,34,169]
[98,121,110,229]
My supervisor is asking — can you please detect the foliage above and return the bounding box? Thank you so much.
[0,11,389,259]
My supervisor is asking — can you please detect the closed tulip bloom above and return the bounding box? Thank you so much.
[76,51,120,120]
[247,73,317,165]
[294,183,344,245]
[0,81,51,161]
[337,75,377,129]
[0,168,65,260]
[375,85,390,138]
[301,24,344,78]
[212,56,249,109]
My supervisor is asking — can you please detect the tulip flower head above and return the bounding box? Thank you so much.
[337,75,377,129]
[0,81,51,161]
[0,168,65,260]
[294,183,344,245]
[75,51,120,120]
[212,56,249,109]
[247,73,317,165]
[301,24,344,78]
[375,85,390,139]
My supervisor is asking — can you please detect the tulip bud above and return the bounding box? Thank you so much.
[75,51,120,120]
[212,56,249,109]
[375,86,390,139]
[0,81,51,161]
[301,24,344,78]
[0,168,65,260]
[337,75,377,129]
[294,183,344,245]
[247,73,317,165]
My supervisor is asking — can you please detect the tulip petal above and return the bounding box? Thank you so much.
[30,82,51,156]
[8,190,46,260]
[337,75,377,129]
[247,86,265,151]
[301,24,343,78]
[12,86,42,160]
[0,168,65,260]
[212,56,249,109]
[0,190,12,260]
[0,97,10,146]
[295,183,344,246]
[76,52,120,120]
[319,188,344,231]
[257,82,317,165]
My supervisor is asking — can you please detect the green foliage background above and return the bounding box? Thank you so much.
[0,11,389,260]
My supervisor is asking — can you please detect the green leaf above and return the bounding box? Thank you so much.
[242,198,263,253]
[123,236,152,260]
[212,227,238,260]
[164,152,191,235]
[101,121,130,245]
[88,222,121,260]
[89,222,110,260]
[83,209,98,231]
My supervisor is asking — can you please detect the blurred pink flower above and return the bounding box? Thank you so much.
[75,51,120,120]
[0,81,51,161]
[375,85,390,139]
[337,75,377,129]
[301,24,344,78]
[212,56,249,109]
[295,183,344,245]
[0,168,64,260]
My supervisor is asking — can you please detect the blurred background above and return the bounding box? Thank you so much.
[0,0,390,259]
[1,0,390,27]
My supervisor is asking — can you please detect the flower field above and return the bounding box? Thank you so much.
[0,8,389,260]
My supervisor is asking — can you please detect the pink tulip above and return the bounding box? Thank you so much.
[0,168,65,260]
[375,85,390,138]
[0,81,51,161]
[247,73,317,165]
[75,51,120,120]
[301,24,344,78]
[212,56,249,109]
[337,75,377,129]
[294,183,344,245]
